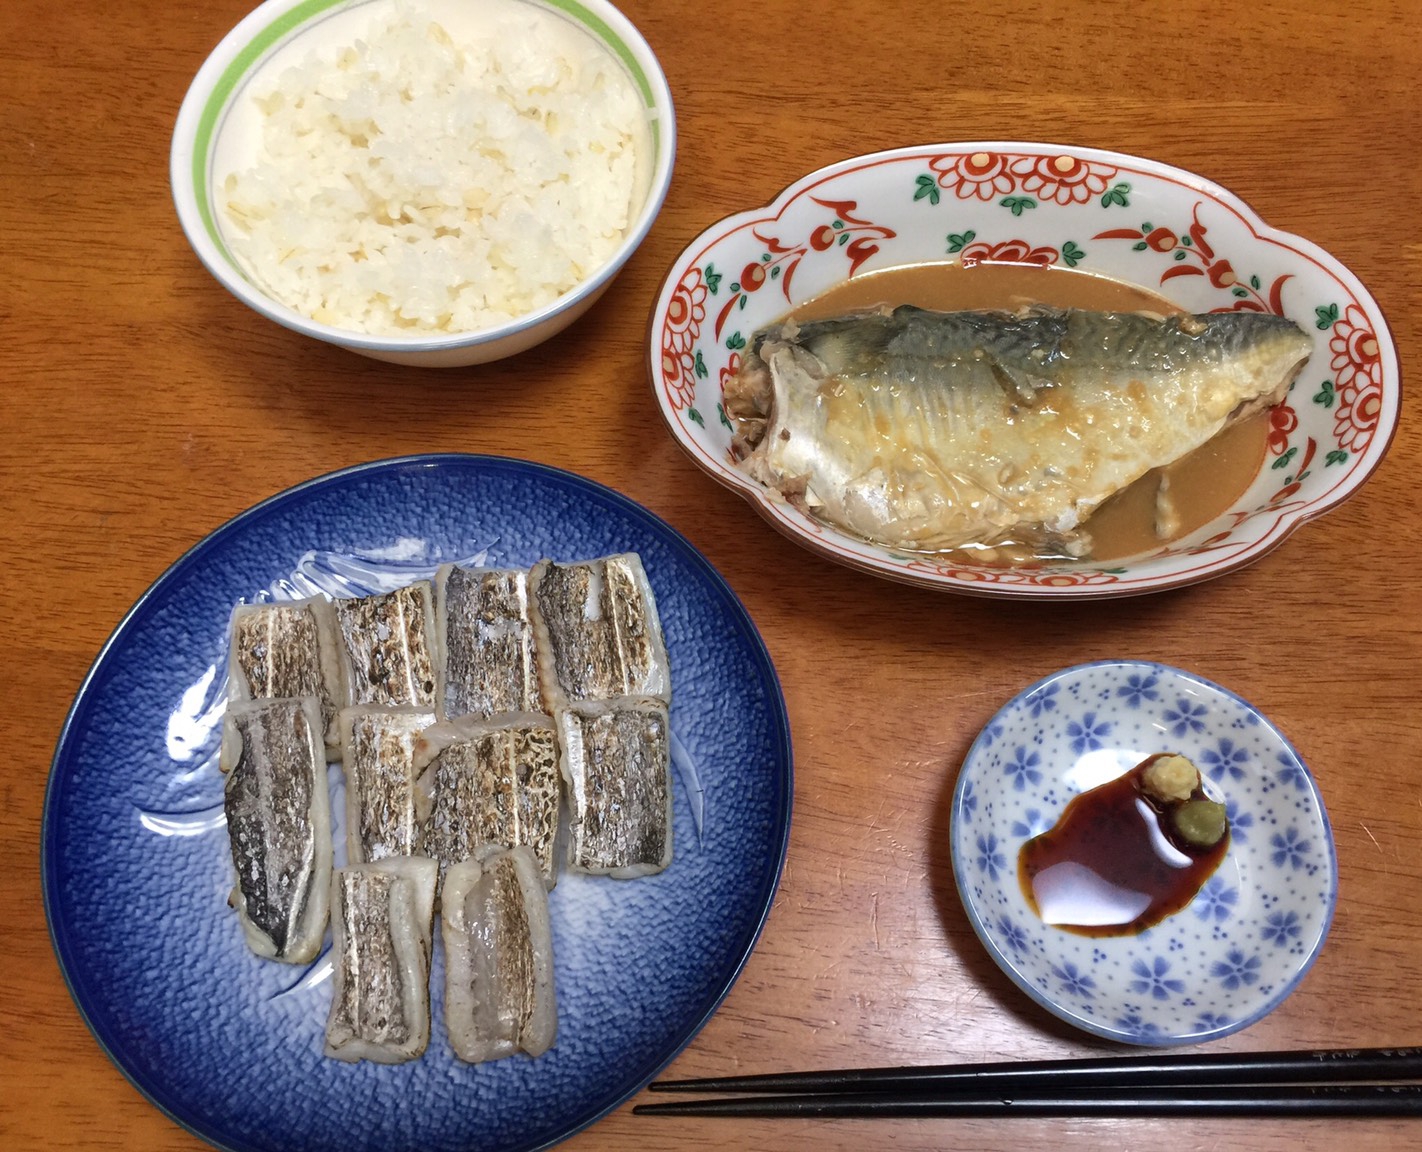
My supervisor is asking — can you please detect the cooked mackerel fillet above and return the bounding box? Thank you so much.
[729,305,1313,554]
[324,856,437,1065]
[557,697,672,879]
[414,712,561,891]
[332,582,439,710]
[435,563,542,721]
[338,706,435,865]
[442,845,556,1064]
[528,554,670,712]
[221,695,332,964]
[226,597,347,754]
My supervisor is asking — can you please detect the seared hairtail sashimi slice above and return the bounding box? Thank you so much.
[332,582,439,710]
[324,856,437,1064]
[221,696,333,964]
[226,597,347,753]
[435,563,542,721]
[727,306,1314,555]
[528,554,670,712]
[442,845,556,1064]
[556,697,673,879]
[414,713,562,891]
[338,706,435,865]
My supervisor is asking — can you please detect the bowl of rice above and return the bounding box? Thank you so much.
[171,0,675,367]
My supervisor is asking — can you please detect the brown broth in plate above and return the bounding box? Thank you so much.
[789,261,1270,565]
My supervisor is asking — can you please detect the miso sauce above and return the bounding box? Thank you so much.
[790,261,1270,564]
[1018,754,1231,937]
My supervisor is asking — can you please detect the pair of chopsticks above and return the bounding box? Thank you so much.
[635,1045,1422,1118]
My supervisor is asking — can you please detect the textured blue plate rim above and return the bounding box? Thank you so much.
[41,452,794,1151]
[950,658,1337,1046]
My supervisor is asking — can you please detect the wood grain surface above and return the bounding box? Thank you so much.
[3,0,1420,1148]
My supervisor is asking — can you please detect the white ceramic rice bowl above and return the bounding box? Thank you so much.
[172,0,675,367]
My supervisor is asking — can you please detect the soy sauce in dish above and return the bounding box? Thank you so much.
[1018,753,1230,937]
[791,261,1271,564]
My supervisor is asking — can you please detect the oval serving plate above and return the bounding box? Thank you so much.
[950,660,1335,1045]
[42,455,792,1152]
[649,142,1399,598]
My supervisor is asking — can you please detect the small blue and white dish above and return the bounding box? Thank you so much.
[951,660,1335,1046]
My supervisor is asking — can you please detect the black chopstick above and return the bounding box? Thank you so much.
[634,1084,1422,1119]
[635,1046,1422,1120]
[647,1044,1422,1096]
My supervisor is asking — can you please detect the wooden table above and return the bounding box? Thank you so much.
[4,0,1419,1148]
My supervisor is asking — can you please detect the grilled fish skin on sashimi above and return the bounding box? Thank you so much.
[332,582,439,710]
[556,697,672,879]
[338,706,434,866]
[414,713,562,892]
[226,597,347,754]
[435,564,542,722]
[527,555,671,712]
[324,856,437,1065]
[221,696,332,964]
[441,846,556,1064]
[727,306,1313,555]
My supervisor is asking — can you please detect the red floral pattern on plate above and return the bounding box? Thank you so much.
[1008,154,1117,205]
[1267,404,1299,457]
[1330,304,1384,453]
[659,267,707,411]
[929,151,1017,201]
[927,151,1118,207]
[717,352,742,413]
[1094,205,1292,314]
[904,558,1123,589]
[960,238,1059,267]
[711,199,896,340]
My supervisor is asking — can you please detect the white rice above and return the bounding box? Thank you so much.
[219,0,647,336]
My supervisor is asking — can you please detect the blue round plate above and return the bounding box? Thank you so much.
[42,455,792,1152]
[951,660,1335,1046]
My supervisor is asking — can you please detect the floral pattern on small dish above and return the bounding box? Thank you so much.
[950,660,1336,1046]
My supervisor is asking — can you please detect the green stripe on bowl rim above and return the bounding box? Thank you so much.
[191,0,343,257]
[189,0,664,263]
[540,0,664,158]
[541,0,657,105]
